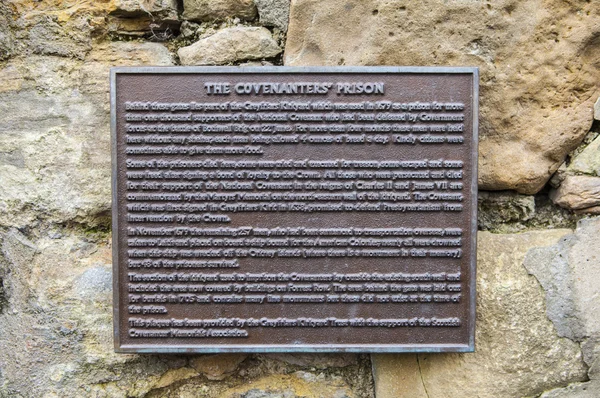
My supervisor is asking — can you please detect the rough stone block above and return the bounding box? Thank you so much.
[371,355,428,398]
[255,0,290,31]
[189,354,247,380]
[478,191,535,230]
[550,175,600,212]
[567,136,600,177]
[17,14,93,59]
[110,0,180,22]
[178,26,281,65]
[182,0,257,22]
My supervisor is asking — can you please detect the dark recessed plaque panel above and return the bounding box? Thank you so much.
[111,67,478,353]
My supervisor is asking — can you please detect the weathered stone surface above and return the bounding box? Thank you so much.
[82,41,174,96]
[595,97,600,121]
[540,381,600,398]
[234,389,296,398]
[525,217,600,341]
[478,191,535,230]
[106,15,178,37]
[0,42,173,228]
[110,0,180,22]
[182,0,257,22]
[584,337,600,380]
[550,176,600,212]
[552,134,600,188]
[189,354,247,380]
[267,354,357,369]
[179,20,201,39]
[285,0,600,194]
[4,0,117,59]
[0,3,15,60]
[568,136,600,177]
[549,133,600,214]
[372,355,427,398]
[528,217,600,397]
[178,27,281,65]
[3,1,177,57]
[16,13,93,59]
[477,190,582,233]
[372,230,588,398]
[107,0,180,37]
[541,337,600,397]
[0,229,37,310]
[239,60,275,67]
[255,0,290,31]
[220,373,353,398]
[0,228,203,398]
[150,367,200,390]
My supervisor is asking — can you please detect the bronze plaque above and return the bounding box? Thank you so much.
[111,67,478,353]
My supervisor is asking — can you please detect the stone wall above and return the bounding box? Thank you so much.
[0,0,598,397]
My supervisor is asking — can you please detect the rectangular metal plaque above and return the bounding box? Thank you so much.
[111,67,478,353]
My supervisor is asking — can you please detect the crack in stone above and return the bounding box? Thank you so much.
[416,355,430,398]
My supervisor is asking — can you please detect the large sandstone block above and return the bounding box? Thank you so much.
[285,0,600,194]
[372,230,588,397]
[0,42,173,228]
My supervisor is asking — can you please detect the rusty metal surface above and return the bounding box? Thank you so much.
[111,67,478,353]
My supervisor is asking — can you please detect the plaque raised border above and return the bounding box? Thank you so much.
[111,66,478,353]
